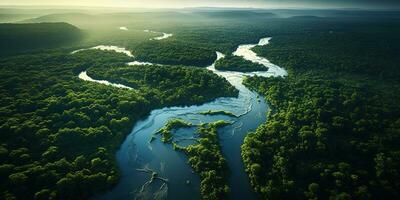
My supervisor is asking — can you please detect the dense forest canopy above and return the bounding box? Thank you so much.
[173,120,232,200]
[242,17,400,199]
[0,47,236,199]
[0,23,83,56]
[85,56,238,105]
[132,40,217,67]
[0,7,399,200]
[215,54,268,72]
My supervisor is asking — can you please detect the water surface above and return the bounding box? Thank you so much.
[78,71,133,90]
[144,30,173,40]
[72,45,134,57]
[73,37,286,200]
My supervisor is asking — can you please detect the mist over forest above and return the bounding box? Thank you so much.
[0,2,399,200]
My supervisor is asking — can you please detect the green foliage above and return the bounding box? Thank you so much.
[0,48,236,199]
[133,40,217,67]
[215,54,268,72]
[0,23,82,56]
[2,8,400,200]
[199,110,238,117]
[212,120,233,128]
[87,63,238,106]
[156,119,193,143]
[242,18,400,200]
[176,121,231,200]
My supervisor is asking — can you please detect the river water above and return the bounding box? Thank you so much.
[78,71,134,90]
[144,30,173,40]
[117,27,173,40]
[74,37,286,200]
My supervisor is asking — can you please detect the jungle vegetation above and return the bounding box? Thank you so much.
[0,48,236,199]
[215,55,268,72]
[174,121,232,200]
[0,23,83,57]
[0,8,399,200]
[85,57,238,105]
[199,110,238,118]
[242,18,400,199]
[156,119,194,143]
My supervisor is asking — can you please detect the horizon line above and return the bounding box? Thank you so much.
[0,4,399,11]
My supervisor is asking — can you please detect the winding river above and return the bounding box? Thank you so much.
[118,27,174,41]
[78,71,133,90]
[144,30,173,40]
[75,37,286,200]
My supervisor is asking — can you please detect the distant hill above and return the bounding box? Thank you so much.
[22,13,94,23]
[194,10,276,19]
[0,14,40,23]
[288,15,323,19]
[20,11,277,28]
[0,22,82,56]
[267,9,400,18]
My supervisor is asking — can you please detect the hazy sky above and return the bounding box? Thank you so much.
[0,0,399,9]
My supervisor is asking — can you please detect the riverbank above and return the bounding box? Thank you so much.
[92,37,286,200]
